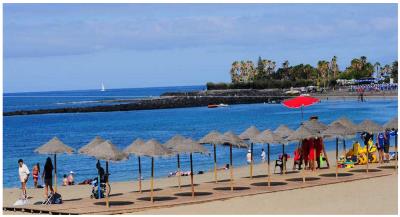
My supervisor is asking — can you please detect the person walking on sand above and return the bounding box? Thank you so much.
[42,157,54,199]
[18,159,30,199]
[261,148,266,163]
[32,163,40,188]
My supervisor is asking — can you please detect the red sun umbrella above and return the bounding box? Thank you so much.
[282,95,320,120]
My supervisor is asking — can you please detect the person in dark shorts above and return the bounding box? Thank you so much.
[42,157,54,199]
[377,132,385,163]
[384,129,391,162]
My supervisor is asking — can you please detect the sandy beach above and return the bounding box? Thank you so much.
[3,150,398,214]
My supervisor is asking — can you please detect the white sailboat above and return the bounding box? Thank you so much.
[101,82,106,92]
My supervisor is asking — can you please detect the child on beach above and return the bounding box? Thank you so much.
[32,163,40,188]
[62,174,68,186]
[18,159,30,199]
[246,150,252,164]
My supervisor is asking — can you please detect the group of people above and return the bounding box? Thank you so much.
[18,157,56,200]
[349,83,398,93]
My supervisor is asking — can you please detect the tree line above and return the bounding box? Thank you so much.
[207,56,398,90]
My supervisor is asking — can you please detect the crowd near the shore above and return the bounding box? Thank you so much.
[349,83,398,92]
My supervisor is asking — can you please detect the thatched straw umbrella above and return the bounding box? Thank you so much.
[167,138,208,198]
[322,122,353,178]
[274,125,294,174]
[198,130,223,183]
[135,139,171,203]
[35,136,74,193]
[383,117,398,130]
[239,126,261,178]
[251,130,282,187]
[79,140,128,207]
[220,131,248,191]
[124,138,146,193]
[274,125,293,139]
[358,119,384,173]
[78,136,106,154]
[383,117,398,171]
[330,117,358,153]
[287,125,318,182]
[163,135,186,188]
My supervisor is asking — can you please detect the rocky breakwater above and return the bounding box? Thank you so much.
[4,89,287,116]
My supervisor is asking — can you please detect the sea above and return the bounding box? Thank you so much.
[3,85,398,188]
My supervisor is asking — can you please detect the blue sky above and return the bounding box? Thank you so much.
[3,4,398,93]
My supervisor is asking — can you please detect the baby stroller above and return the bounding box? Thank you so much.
[90,177,110,199]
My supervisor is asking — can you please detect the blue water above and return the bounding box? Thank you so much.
[3,86,398,188]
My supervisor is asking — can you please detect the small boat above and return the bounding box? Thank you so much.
[208,103,229,108]
[101,82,106,92]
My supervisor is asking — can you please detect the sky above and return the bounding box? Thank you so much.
[3,3,398,93]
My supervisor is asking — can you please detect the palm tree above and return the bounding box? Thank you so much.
[330,56,339,79]
[230,61,241,83]
[374,62,381,78]
[360,56,367,69]
[317,60,330,88]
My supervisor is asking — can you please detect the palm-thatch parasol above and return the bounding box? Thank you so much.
[322,122,353,178]
[78,136,106,154]
[273,125,293,139]
[239,126,261,178]
[124,138,146,193]
[79,140,128,207]
[167,138,208,198]
[303,118,328,134]
[251,129,282,186]
[137,139,171,203]
[35,136,74,193]
[163,135,187,188]
[358,119,384,173]
[383,117,398,130]
[220,131,248,191]
[357,119,384,134]
[330,117,358,153]
[198,130,223,183]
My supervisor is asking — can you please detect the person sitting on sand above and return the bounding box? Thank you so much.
[217,164,229,170]
[67,171,75,185]
[62,174,68,186]
[246,150,252,164]
[78,178,93,185]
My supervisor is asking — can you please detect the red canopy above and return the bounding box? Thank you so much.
[282,96,319,109]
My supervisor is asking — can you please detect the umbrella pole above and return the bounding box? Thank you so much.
[301,140,305,183]
[151,157,154,203]
[54,154,57,193]
[230,144,234,191]
[267,143,271,187]
[138,156,142,193]
[105,161,109,208]
[190,153,195,198]
[250,143,254,179]
[343,139,346,155]
[97,161,101,201]
[366,135,369,174]
[177,154,181,189]
[395,133,398,173]
[301,105,304,122]
[336,138,339,179]
[282,144,286,174]
[213,144,218,183]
